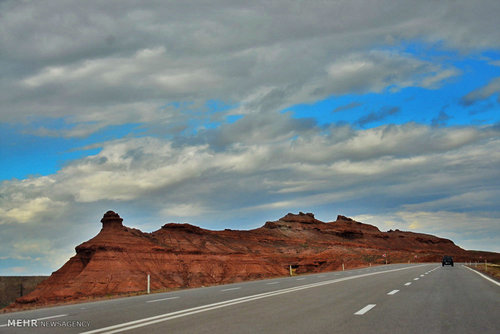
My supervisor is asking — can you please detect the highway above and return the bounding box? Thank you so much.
[1,263,498,333]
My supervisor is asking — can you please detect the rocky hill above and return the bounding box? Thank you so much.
[6,211,497,310]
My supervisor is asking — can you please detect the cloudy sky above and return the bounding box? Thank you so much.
[1,0,499,275]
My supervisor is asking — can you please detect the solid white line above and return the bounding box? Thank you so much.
[404,282,412,286]
[463,265,500,286]
[387,289,399,295]
[35,314,68,321]
[146,296,180,303]
[266,282,280,285]
[0,314,68,327]
[81,264,429,334]
[354,304,376,315]
[221,287,241,292]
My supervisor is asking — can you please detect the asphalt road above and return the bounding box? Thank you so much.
[1,263,498,333]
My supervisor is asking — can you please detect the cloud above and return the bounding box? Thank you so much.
[324,51,459,95]
[0,0,481,135]
[461,77,500,105]
[332,102,363,113]
[431,106,452,127]
[357,106,400,127]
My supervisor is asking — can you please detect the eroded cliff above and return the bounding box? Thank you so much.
[7,210,494,310]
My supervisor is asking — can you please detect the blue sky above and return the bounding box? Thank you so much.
[1,0,499,275]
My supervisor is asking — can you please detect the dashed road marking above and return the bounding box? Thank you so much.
[404,282,412,286]
[82,264,429,334]
[354,304,376,315]
[387,289,399,295]
[266,281,280,285]
[413,278,419,281]
[221,287,241,292]
[296,278,306,281]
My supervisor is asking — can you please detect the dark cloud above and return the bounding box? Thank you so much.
[431,105,452,127]
[332,102,363,113]
[467,102,496,116]
[461,77,500,105]
[357,106,400,127]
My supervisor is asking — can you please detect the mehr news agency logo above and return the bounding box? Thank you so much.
[6,318,91,328]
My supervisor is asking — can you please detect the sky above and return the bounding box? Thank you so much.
[0,0,499,275]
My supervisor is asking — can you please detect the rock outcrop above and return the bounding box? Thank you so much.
[6,211,498,310]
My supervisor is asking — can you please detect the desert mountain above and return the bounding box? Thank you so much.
[7,211,496,310]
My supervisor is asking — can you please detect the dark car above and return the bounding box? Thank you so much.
[442,256,454,266]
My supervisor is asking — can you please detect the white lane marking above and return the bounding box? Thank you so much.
[296,278,306,281]
[318,275,326,278]
[0,314,68,327]
[81,264,429,334]
[266,281,280,285]
[404,282,412,286]
[387,289,399,295]
[463,265,500,286]
[354,304,376,315]
[413,278,419,280]
[221,287,241,292]
[146,296,180,303]
[35,314,68,321]
[420,274,425,277]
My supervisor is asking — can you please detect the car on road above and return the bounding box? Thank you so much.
[442,255,454,266]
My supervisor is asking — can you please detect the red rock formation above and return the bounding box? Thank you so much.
[6,211,498,310]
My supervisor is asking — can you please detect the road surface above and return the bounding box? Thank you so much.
[1,263,498,333]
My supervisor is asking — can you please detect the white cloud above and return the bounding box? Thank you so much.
[160,203,211,218]
[0,197,65,224]
[22,46,219,94]
[325,51,458,94]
